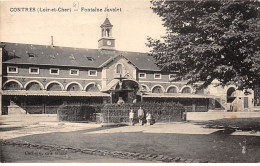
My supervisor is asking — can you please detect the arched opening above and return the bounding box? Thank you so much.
[47,83,62,91]
[152,86,163,93]
[181,87,191,93]
[227,87,236,103]
[167,87,178,93]
[116,64,123,74]
[86,84,100,92]
[112,79,139,103]
[106,29,110,37]
[3,81,22,90]
[67,83,81,91]
[26,82,42,91]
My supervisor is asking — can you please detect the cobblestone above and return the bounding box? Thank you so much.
[0,139,210,163]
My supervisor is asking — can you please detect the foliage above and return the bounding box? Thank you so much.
[101,102,185,123]
[147,0,260,90]
[57,104,103,121]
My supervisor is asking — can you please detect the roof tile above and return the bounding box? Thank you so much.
[2,42,161,71]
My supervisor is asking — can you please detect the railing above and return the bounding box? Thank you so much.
[101,105,184,123]
[2,105,60,114]
[184,106,207,112]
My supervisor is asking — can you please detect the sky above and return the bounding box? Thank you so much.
[0,0,166,52]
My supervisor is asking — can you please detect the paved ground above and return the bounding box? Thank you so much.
[1,144,151,163]
[0,114,259,163]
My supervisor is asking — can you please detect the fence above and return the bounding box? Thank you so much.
[2,105,60,114]
[100,103,185,124]
[23,106,60,114]
[184,106,207,112]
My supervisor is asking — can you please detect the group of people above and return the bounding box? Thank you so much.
[129,107,152,126]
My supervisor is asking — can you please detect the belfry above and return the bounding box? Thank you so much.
[98,18,115,50]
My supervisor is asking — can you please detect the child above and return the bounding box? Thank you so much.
[146,112,152,125]
[137,107,144,125]
[129,109,134,126]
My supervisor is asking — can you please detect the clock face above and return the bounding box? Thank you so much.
[107,40,112,46]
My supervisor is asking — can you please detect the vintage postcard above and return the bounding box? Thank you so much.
[0,0,259,163]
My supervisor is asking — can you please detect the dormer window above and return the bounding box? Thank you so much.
[29,67,39,74]
[69,54,75,60]
[87,57,94,61]
[50,54,56,59]
[28,53,35,57]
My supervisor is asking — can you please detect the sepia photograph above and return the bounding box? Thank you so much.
[0,0,259,163]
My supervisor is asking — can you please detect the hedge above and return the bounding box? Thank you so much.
[100,102,185,123]
[57,102,185,123]
[57,104,102,121]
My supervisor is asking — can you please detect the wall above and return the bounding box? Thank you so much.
[2,64,102,91]
[206,82,254,111]
[187,112,260,121]
[102,57,136,87]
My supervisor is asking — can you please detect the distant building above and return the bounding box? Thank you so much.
[0,18,254,114]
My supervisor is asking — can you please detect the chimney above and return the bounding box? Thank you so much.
[51,36,54,47]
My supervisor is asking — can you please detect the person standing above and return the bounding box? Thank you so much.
[129,109,134,126]
[146,112,152,125]
[137,106,144,125]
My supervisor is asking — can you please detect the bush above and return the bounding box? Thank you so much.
[57,102,185,123]
[101,102,185,123]
[57,104,103,121]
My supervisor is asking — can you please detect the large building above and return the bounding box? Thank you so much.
[0,18,254,114]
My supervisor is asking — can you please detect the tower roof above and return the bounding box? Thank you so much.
[101,18,113,27]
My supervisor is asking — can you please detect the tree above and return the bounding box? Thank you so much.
[146,0,260,90]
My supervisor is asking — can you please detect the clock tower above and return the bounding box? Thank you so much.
[98,18,115,50]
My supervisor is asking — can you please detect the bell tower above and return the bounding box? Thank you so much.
[98,17,115,50]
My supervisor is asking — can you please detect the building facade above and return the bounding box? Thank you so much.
[0,18,254,114]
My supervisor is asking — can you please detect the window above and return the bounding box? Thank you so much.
[29,67,39,74]
[244,97,248,108]
[154,73,161,79]
[181,87,191,93]
[139,73,146,79]
[116,64,122,74]
[169,74,177,79]
[88,70,97,76]
[50,68,59,75]
[69,54,75,60]
[87,57,94,61]
[215,98,221,109]
[7,66,18,73]
[70,69,79,76]
[28,53,35,57]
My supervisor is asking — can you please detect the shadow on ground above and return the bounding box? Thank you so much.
[5,123,260,163]
[193,117,260,135]
[0,127,24,132]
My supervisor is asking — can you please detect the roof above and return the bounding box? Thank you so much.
[2,90,110,97]
[120,51,161,71]
[2,42,161,71]
[100,79,119,92]
[101,18,112,27]
[142,93,216,99]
